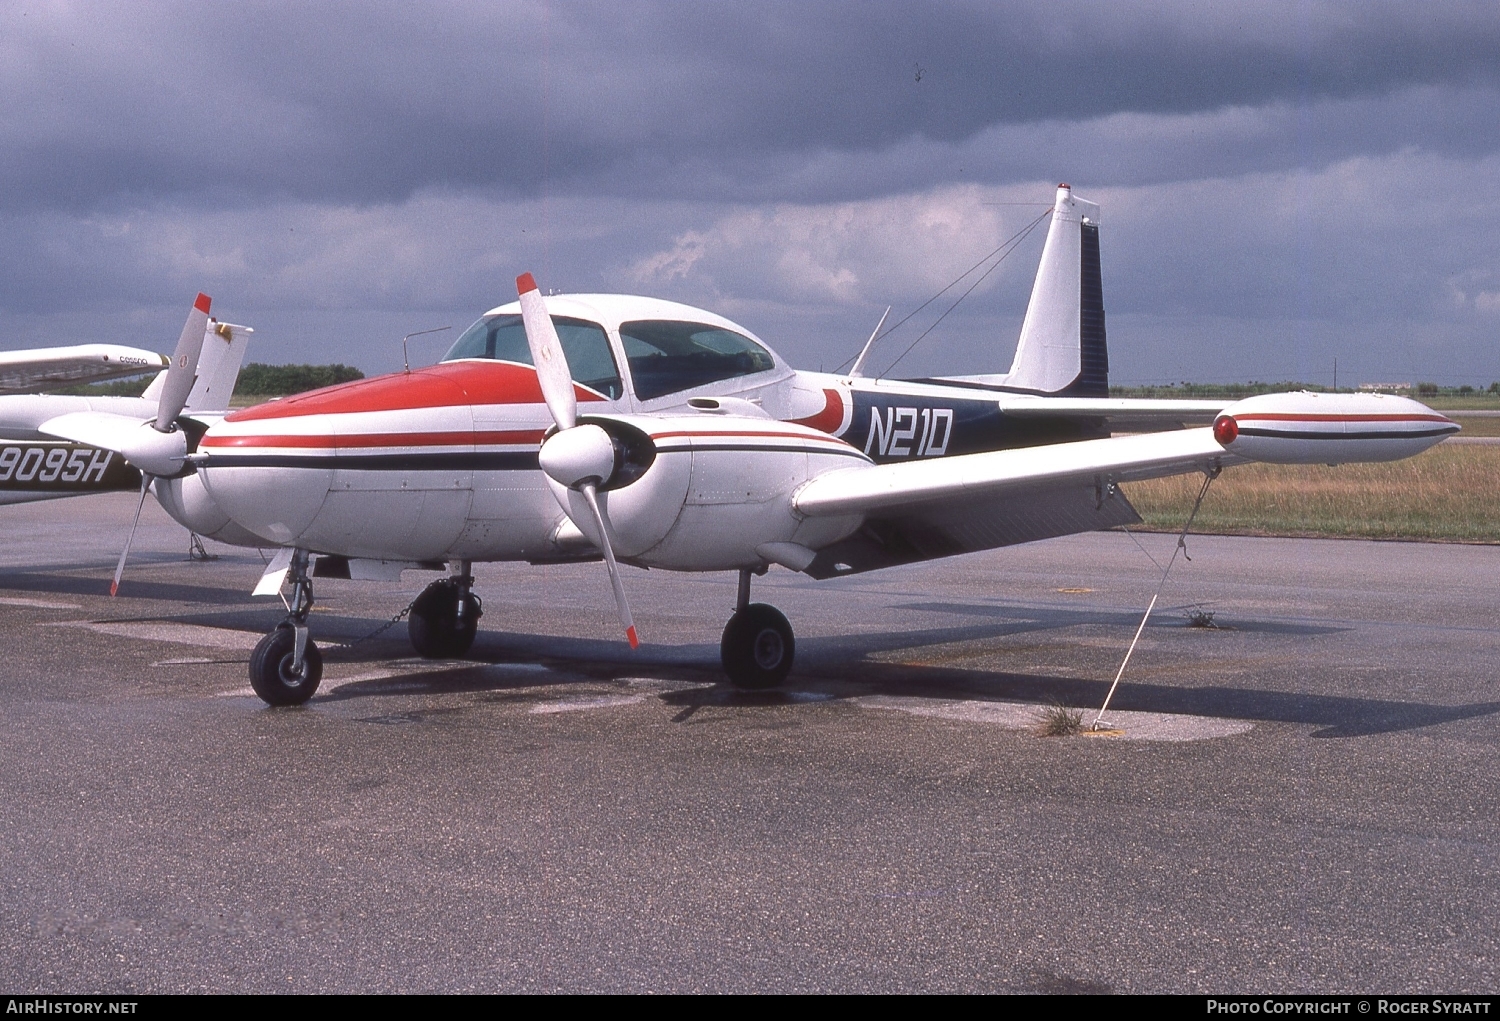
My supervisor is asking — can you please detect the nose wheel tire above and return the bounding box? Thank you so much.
[409,579,482,659]
[721,603,795,690]
[249,626,323,706]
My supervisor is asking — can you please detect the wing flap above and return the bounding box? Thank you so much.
[803,481,1142,579]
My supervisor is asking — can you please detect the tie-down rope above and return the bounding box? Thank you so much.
[1092,469,1218,731]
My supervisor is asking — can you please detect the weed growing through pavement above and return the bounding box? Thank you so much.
[1036,701,1084,737]
[1184,605,1218,628]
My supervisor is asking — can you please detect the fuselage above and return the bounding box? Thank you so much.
[195,294,1105,567]
[0,394,151,504]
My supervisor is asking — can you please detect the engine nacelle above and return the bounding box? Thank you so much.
[152,472,268,547]
[1213,392,1458,465]
[549,414,865,572]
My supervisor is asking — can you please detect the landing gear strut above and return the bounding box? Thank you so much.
[720,566,794,690]
[409,561,482,659]
[249,548,323,706]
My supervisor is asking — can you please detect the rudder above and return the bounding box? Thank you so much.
[938,183,1109,396]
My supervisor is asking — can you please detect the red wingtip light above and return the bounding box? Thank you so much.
[1213,415,1239,445]
[194,293,211,314]
[516,272,538,295]
[626,625,639,650]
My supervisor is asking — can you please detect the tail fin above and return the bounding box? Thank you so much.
[183,319,252,413]
[140,311,253,415]
[941,184,1109,396]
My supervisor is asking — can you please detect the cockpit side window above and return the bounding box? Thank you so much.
[619,321,776,402]
[442,314,623,399]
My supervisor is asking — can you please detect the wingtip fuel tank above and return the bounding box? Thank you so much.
[1213,392,1459,465]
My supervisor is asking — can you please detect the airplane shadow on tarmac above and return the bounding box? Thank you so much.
[14,549,1490,740]
[0,569,261,606]
[155,602,1500,741]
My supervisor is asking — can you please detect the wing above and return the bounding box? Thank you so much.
[793,427,1241,578]
[0,344,170,395]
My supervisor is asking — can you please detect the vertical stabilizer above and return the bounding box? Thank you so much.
[183,320,253,414]
[938,184,1109,395]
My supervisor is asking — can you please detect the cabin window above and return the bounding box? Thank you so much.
[442,314,623,399]
[619,321,776,402]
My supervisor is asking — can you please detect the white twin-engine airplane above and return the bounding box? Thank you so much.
[48,186,1458,706]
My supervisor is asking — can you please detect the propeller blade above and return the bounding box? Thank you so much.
[39,410,187,477]
[578,481,638,649]
[155,293,211,431]
[516,273,577,431]
[111,475,152,596]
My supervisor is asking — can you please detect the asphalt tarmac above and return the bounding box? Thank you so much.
[1,492,1497,993]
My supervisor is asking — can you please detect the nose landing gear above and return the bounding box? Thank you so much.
[720,567,795,690]
[409,561,482,659]
[249,549,323,706]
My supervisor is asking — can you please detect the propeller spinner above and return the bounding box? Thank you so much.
[517,273,638,648]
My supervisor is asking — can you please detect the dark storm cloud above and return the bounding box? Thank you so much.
[3,0,1497,210]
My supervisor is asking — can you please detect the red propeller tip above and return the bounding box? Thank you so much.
[109,581,119,597]
[626,626,639,649]
[194,293,211,314]
[516,272,538,295]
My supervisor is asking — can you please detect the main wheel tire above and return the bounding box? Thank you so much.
[249,627,323,706]
[408,579,482,659]
[721,603,795,690]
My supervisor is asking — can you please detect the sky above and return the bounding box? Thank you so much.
[2,0,1498,386]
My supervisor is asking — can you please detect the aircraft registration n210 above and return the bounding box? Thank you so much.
[53,186,1460,705]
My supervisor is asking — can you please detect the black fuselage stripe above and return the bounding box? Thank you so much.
[1237,427,1458,441]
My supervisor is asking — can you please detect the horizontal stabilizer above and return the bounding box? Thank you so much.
[997,398,1231,417]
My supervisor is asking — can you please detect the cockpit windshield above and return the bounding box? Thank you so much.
[442,314,623,400]
[619,321,776,402]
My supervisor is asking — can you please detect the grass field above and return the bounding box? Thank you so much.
[1122,443,1500,543]
[1445,413,1500,436]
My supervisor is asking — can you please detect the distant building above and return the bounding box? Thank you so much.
[1359,382,1412,392]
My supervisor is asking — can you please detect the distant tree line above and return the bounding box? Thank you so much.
[50,363,365,398]
[1113,381,1500,398]
[234,363,364,396]
[1110,381,1332,398]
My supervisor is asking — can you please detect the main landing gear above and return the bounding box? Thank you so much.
[409,561,482,659]
[249,549,323,706]
[720,567,795,690]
